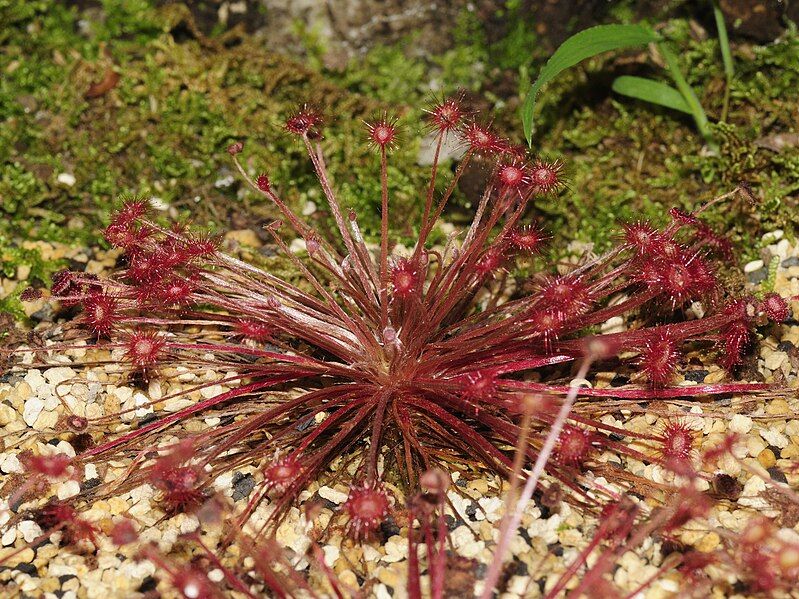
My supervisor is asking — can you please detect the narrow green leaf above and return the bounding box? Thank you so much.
[611,76,693,114]
[657,42,716,151]
[712,0,734,78]
[522,24,660,145]
[712,0,733,122]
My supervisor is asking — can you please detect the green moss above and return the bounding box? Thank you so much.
[0,0,436,250]
[2,0,797,270]
[526,22,799,260]
[0,234,65,319]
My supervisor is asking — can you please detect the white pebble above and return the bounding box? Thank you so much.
[22,398,45,427]
[42,393,59,411]
[84,463,99,479]
[600,316,625,334]
[133,392,153,418]
[290,238,307,254]
[112,386,133,403]
[739,477,769,509]
[764,352,787,371]
[214,175,235,188]
[527,513,561,545]
[200,384,224,399]
[208,569,225,583]
[57,480,81,500]
[44,366,76,386]
[363,545,381,562]
[163,398,194,412]
[477,496,504,523]
[149,196,170,210]
[177,371,196,383]
[381,536,405,563]
[178,514,199,534]
[48,563,78,578]
[760,427,790,449]
[0,453,22,474]
[1,527,16,546]
[690,301,706,319]
[322,545,339,565]
[57,172,76,186]
[775,238,791,259]
[18,520,43,543]
[147,380,163,401]
[23,369,45,391]
[762,229,784,243]
[744,259,764,273]
[728,414,753,434]
[450,526,484,558]
[55,441,76,458]
[317,486,348,505]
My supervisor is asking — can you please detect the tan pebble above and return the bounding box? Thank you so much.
[710,419,727,434]
[377,566,401,588]
[764,352,787,371]
[38,577,59,593]
[12,381,32,404]
[559,528,583,546]
[338,569,358,588]
[782,444,799,459]
[747,435,767,458]
[469,479,489,494]
[767,399,790,415]
[704,369,726,384]
[729,414,753,435]
[35,545,58,560]
[479,520,494,540]
[85,403,103,419]
[84,260,107,275]
[16,264,31,280]
[22,299,45,317]
[104,395,121,414]
[4,420,26,433]
[758,448,777,469]
[1,547,34,565]
[107,497,129,515]
[225,229,262,248]
[718,452,741,475]
[342,544,364,566]
[697,532,720,552]
[680,530,704,545]
[32,410,58,430]
[0,403,17,426]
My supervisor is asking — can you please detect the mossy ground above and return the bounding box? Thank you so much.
[1,1,798,320]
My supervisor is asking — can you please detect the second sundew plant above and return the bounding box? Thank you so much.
[4,96,792,594]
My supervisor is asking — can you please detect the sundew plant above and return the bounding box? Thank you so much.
[2,96,795,597]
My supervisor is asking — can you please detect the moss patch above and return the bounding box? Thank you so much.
[1,0,798,311]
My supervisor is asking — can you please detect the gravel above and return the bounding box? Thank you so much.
[1,234,798,597]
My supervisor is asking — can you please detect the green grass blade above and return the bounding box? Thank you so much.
[712,1,734,78]
[712,0,734,121]
[657,42,717,150]
[522,23,660,145]
[612,76,693,114]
